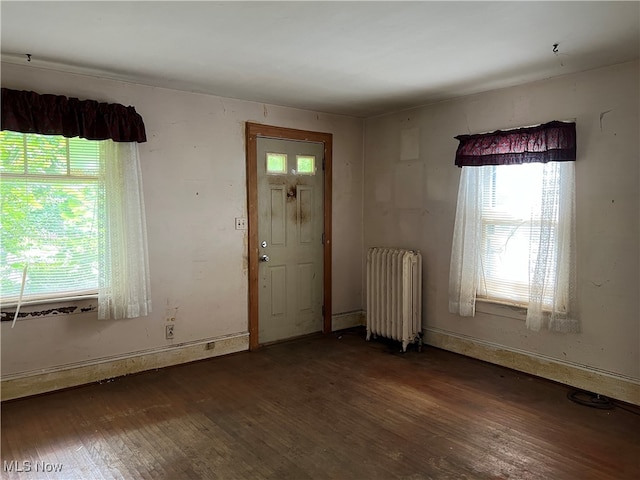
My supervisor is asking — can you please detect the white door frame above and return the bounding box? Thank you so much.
[245,122,333,350]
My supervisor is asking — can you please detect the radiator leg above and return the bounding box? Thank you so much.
[366,329,371,342]
[417,333,423,353]
[402,340,409,352]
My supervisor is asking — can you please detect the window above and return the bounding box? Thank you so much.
[449,121,578,332]
[296,155,316,175]
[265,153,317,175]
[1,132,101,303]
[476,162,563,307]
[2,88,151,320]
[266,152,287,174]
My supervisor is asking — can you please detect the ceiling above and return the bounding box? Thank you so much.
[1,1,639,118]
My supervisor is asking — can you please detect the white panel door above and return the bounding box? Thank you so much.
[257,138,324,343]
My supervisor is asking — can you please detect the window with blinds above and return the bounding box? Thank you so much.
[477,162,557,308]
[1,131,102,303]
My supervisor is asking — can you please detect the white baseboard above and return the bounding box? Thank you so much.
[424,327,640,406]
[1,332,249,401]
[332,311,365,331]
[7,324,635,407]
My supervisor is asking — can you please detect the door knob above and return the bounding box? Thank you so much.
[259,254,270,262]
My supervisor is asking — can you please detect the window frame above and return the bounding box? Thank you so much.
[1,132,102,305]
[450,121,577,331]
[474,163,559,311]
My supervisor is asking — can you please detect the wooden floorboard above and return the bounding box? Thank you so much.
[1,328,639,479]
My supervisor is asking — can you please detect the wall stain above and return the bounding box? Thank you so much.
[242,231,249,270]
[599,109,612,131]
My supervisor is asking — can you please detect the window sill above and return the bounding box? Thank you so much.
[475,298,554,322]
[476,298,527,321]
[1,295,98,322]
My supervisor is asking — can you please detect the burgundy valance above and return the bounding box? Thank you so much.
[454,121,575,167]
[1,88,146,143]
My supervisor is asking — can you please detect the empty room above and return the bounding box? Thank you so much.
[1,1,638,479]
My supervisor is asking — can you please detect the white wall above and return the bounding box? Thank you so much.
[364,61,639,381]
[1,62,364,376]
[3,59,637,395]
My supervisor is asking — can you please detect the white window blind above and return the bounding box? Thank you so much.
[1,131,101,303]
[450,161,577,332]
[477,163,557,308]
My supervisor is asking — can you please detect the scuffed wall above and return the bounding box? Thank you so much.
[1,62,364,375]
[364,61,639,380]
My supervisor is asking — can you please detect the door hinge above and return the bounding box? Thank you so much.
[322,232,325,245]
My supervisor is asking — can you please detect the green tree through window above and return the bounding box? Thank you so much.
[1,131,101,302]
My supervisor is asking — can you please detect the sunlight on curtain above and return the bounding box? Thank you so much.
[98,141,151,320]
[449,162,577,332]
[533,162,578,332]
[448,166,488,317]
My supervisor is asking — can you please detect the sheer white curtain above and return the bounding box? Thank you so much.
[448,166,490,317]
[449,162,578,332]
[98,140,151,320]
[529,162,578,332]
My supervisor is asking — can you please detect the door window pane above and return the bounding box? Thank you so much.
[296,155,316,175]
[266,153,287,174]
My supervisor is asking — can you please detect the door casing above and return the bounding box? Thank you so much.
[245,122,332,350]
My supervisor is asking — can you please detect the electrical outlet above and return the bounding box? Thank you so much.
[235,217,247,230]
[165,324,175,339]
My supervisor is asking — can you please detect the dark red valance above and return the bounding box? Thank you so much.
[454,121,575,167]
[1,88,146,143]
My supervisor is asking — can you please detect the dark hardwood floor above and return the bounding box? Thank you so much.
[1,328,639,479]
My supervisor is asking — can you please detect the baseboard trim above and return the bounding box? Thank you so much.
[1,332,249,401]
[424,327,640,406]
[332,310,365,331]
[7,326,635,406]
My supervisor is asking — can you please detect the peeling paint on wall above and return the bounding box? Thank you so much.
[0,304,98,321]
